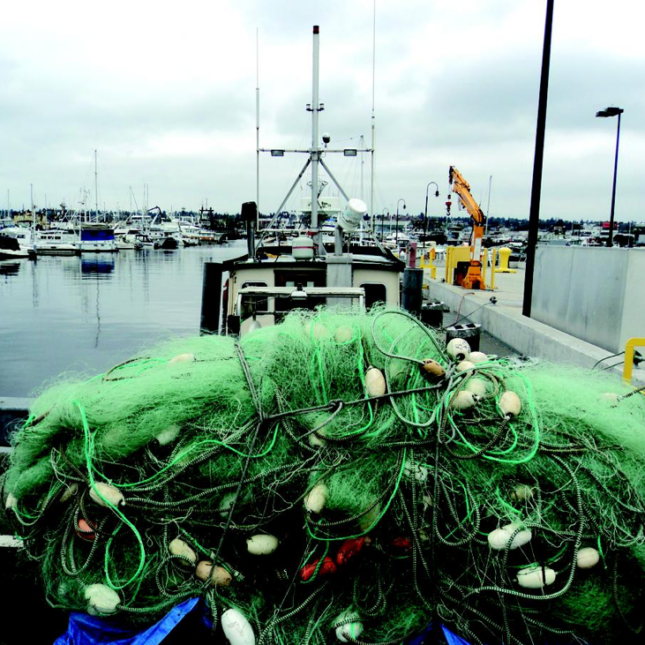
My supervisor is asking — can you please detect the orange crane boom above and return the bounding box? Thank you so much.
[448,166,487,289]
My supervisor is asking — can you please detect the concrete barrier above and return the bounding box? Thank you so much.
[532,247,645,353]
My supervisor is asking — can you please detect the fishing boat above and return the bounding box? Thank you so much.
[210,26,404,337]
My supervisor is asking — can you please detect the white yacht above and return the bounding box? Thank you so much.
[32,229,79,256]
[0,225,33,258]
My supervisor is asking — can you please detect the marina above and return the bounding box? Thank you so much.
[0,243,246,399]
[1,4,644,644]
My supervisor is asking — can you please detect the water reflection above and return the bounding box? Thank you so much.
[81,254,116,278]
[0,261,21,278]
[0,243,246,397]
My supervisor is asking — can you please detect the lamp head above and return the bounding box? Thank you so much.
[596,107,624,118]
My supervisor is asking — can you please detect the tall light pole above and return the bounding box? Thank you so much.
[424,182,439,241]
[522,0,554,319]
[596,106,623,248]
[381,207,389,241]
[396,198,406,246]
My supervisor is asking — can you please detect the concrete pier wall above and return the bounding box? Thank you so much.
[532,247,645,353]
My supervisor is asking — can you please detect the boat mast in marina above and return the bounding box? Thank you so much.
[94,150,99,222]
[257,25,373,248]
[211,26,405,338]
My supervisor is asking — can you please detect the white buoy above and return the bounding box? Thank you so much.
[247,534,279,555]
[85,584,121,615]
[468,351,488,363]
[517,566,556,589]
[464,378,488,398]
[221,608,256,645]
[446,338,471,361]
[577,547,600,569]
[456,360,476,372]
[309,428,327,448]
[334,611,363,643]
[499,391,522,417]
[89,482,125,507]
[404,461,429,483]
[600,392,620,406]
[156,424,181,446]
[365,367,386,397]
[219,492,238,517]
[312,322,330,341]
[305,483,329,514]
[4,492,17,510]
[449,390,477,411]
[334,326,354,343]
[169,538,197,565]
[169,353,195,364]
[512,485,534,502]
[488,524,532,550]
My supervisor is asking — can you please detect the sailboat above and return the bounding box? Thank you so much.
[78,151,118,253]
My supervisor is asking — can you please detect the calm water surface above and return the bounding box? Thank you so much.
[0,243,245,397]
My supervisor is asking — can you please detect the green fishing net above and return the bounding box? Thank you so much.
[3,307,645,644]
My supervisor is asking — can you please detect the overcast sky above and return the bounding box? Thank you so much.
[1,0,643,222]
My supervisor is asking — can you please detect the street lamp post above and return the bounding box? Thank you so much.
[381,207,389,241]
[424,182,439,242]
[596,106,624,248]
[396,198,406,246]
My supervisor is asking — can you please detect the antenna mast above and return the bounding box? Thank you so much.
[310,25,321,229]
[256,29,260,226]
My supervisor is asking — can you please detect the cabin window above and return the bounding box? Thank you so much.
[241,281,269,317]
[360,282,387,309]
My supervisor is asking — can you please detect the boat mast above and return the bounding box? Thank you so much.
[310,25,321,229]
[94,150,99,222]
[256,29,260,226]
[31,184,35,231]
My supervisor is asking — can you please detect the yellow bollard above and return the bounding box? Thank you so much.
[623,338,645,387]
[495,247,517,274]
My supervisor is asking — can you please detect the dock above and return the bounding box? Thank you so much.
[426,260,645,386]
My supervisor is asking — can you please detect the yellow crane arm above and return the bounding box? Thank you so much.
[448,166,485,225]
[447,165,487,290]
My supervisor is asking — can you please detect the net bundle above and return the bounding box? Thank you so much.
[3,307,645,644]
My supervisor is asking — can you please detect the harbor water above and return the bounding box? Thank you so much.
[0,242,245,398]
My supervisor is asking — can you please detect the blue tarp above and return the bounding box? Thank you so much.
[54,597,207,645]
[408,622,473,645]
[55,597,472,645]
